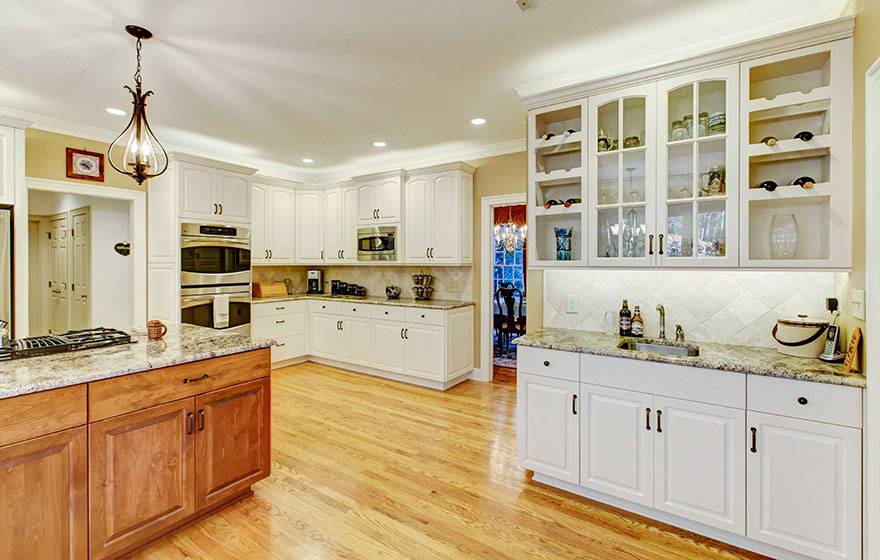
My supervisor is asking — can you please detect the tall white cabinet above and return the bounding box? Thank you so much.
[294,189,325,264]
[252,177,296,264]
[404,163,474,265]
[354,170,405,225]
[323,182,359,263]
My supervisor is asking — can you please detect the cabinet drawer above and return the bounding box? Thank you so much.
[253,300,304,318]
[88,348,271,422]
[308,300,341,314]
[0,384,87,447]
[340,302,377,318]
[273,334,305,363]
[405,307,445,326]
[372,305,406,322]
[253,313,305,338]
[748,375,863,428]
[518,346,579,382]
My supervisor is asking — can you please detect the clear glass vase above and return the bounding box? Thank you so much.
[770,214,798,259]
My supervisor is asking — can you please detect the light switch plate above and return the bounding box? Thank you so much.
[566,295,578,314]
[852,289,866,320]
[445,281,461,293]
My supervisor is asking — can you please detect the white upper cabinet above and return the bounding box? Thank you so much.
[0,125,17,205]
[323,188,343,262]
[354,170,405,224]
[295,189,325,263]
[404,163,474,265]
[588,83,657,267]
[179,162,252,224]
[341,185,359,262]
[252,181,296,264]
[657,65,739,268]
[251,183,269,264]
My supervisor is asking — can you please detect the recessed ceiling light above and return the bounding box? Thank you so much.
[373,141,387,147]
[301,158,314,164]
[471,118,487,126]
[105,107,126,116]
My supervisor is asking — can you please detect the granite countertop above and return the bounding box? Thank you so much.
[514,328,866,388]
[253,294,475,310]
[0,324,274,400]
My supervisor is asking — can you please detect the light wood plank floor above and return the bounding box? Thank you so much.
[135,362,768,560]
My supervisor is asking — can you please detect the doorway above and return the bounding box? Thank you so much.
[492,204,527,371]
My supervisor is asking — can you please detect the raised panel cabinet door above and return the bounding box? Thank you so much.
[653,396,745,535]
[403,324,445,380]
[579,383,653,505]
[404,175,430,262]
[0,426,88,560]
[429,172,460,263]
[295,190,325,263]
[747,411,861,560]
[179,163,217,220]
[0,125,14,205]
[357,182,377,222]
[309,313,341,359]
[323,188,343,262]
[195,378,271,511]
[341,185,360,262]
[371,320,406,374]
[251,184,269,263]
[89,399,196,560]
[341,317,372,366]
[517,373,579,484]
[217,171,251,223]
[268,186,296,263]
[377,177,401,222]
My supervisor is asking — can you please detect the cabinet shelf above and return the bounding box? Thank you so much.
[745,182,832,200]
[534,131,584,149]
[746,134,831,157]
[535,168,583,182]
[746,86,833,112]
[534,203,583,216]
[535,105,583,140]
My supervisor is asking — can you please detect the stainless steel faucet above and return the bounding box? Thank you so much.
[656,304,666,339]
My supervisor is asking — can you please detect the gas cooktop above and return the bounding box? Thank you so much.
[0,327,135,361]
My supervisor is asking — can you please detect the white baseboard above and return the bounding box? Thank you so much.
[531,473,816,560]
[278,355,472,391]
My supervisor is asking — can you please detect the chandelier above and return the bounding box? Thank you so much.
[108,25,168,185]
[494,207,526,254]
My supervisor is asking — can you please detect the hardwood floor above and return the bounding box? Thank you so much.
[134,362,767,560]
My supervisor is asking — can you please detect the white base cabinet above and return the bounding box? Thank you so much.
[252,301,306,363]
[517,347,862,560]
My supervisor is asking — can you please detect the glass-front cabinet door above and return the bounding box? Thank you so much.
[657,65,739,267]
[588,83,657,266]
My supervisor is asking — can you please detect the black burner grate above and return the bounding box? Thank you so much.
[0,328,134,361]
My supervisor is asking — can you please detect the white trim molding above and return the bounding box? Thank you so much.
[479,192,527,382]
[20,177,148,335]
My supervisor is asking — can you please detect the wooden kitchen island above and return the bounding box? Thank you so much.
[0,325,273,560]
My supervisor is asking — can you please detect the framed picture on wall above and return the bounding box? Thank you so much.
[66,147,104,181]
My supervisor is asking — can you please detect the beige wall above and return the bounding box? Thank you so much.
[466,151,539,368]
[26,128,144,191]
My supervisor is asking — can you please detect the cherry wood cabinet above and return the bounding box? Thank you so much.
[0,426,88,560]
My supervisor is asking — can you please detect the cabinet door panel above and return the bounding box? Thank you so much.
[179,164,217,220]
[323,188,343,262]
[654,397,745,534]
[747,411,861,560]
[403,324,444,380]
[341,317,372,366]
[270,187,296,263]
[295,190,325,263]
[517,373,579,484]
[217,172,251,223]
[0,426,88,560]
[429,172,459,263]
[579,384,653,505]
[251,184,269,263]
[377,177,401,222]
[405,175,430,262]
[372,320,406,374]
[310,313,341,359]
[357,183,377,222]
[195,378,271,511]
[341,186,360,262]
[89,399,195,560]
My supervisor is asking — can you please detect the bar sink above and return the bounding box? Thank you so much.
[617,340,700,357]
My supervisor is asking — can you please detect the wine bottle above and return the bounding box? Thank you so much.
[631,306,644,338]
[563,197,581,208]
[544,199,561,209]
[541,132,556,141]
[760,136,778,146]
[757,180,778,192]
[619,300,632,336]
[794,131,814,142]
[790,176,815,189]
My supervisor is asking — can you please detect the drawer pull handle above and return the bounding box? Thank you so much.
[656,410,662,433]
[572,394,578,415]
[276,342,286,347]
[276,320,285,324]
[797,397,808,405]
[385,311,389,315]
[198,409,205,432]
[404,328,408,340]
[750,427,758,453]
[421,314,425,318]
[543,360,550,367]
[187,412,194,435]
[276,306,285,311]
[183,374,209,384]
[646,407,651,430]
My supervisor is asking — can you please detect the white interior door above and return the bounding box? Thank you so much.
[341,186,359,262]
[341,317,372,366]
[517,373,580,484]
[579,383,654,506]
[747,411,861,560]
[653,396,745,534]
[69,207,90,331]
[371,320,406,373]
[48,212,69,334]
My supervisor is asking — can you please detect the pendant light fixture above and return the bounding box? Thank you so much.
[108,25,168,185]
[494,206,527,254]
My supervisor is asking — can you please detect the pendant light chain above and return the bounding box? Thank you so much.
[134,38,143,86]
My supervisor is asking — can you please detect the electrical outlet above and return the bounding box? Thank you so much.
[566,295,578,314]
[444,281,461,293]
[852,289,866,321]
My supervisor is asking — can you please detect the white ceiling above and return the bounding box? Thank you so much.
[0,0,843,181]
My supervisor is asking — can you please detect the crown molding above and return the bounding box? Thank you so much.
[516,15,855,110]
[351,168,407,182]
[408,161,477,175]
[167,151,258,176]
[0,114,33,129]
[252,174,301,188]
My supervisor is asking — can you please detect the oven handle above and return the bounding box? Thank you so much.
[181,238,250,249]
[181,295,251,308]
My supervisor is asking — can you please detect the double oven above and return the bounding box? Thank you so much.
[180,223,251,334]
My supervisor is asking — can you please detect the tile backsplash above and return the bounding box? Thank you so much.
[544,270,837,348]
[253,266,473,301]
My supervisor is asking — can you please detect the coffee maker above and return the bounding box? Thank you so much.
[307,269,323,294]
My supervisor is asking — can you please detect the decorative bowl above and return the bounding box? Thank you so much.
[385,285,401,299]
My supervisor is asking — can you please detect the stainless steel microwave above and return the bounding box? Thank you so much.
[357,226,396,261]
